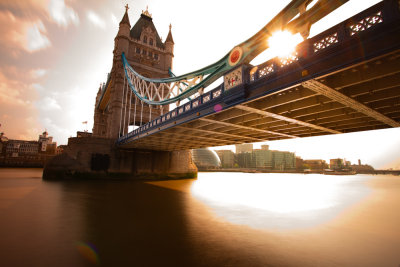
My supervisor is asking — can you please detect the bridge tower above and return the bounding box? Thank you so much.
[93,5,174,138]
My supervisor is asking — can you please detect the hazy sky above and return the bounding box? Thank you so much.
[0,0,399,168]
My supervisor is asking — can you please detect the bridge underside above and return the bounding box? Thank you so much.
[118,0,400,151]
[121,49,400,151]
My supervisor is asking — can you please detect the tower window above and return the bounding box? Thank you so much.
[143,36,147,44]
[142,49,147,55]
[149,38,153,46]
[136,47,141,54]
[149,51,153,57]
[154,54,158,60]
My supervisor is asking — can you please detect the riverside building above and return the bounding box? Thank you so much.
[0,131,57,167]
[233,143,296,170]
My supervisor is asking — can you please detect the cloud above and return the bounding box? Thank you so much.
[0,0,48,18]
[26,20,51,52]
[111,13,118,26]
[0,69,41,140]
[0,10,27,52]
[34,83,96,143]
[17,117,42,140]
[38,96,62,111]
[41,117,70,137]
[0,10,51,53]
[30,69,47,79]
[87,10,105,29]
[0,71,33,106]
[48,0,79,27]
[32,83,45,93]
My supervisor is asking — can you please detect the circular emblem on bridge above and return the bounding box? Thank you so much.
[228,46,243,66]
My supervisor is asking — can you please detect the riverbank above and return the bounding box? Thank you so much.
[199,168,400,175]
[0,155,54,168]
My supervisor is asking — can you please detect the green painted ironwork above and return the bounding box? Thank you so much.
[122,0,348,106]
[169,68,192,101]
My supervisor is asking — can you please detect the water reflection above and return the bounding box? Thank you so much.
[191,172,372,230]
[1,169,400,266]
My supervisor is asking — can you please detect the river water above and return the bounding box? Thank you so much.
[0,168,399,266]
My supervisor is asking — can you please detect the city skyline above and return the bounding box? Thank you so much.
[211,126,400,169]
[212,136,380,169]
[1,0,399,169]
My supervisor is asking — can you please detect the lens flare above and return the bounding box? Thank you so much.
[268,30,302,57]
[76,241,100,265]
[214,104,223,112]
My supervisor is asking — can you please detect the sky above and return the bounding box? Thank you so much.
[0,0,399,169]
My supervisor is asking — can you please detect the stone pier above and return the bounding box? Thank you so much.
[43,137,197,180]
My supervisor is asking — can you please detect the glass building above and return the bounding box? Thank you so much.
[191,148,221,170]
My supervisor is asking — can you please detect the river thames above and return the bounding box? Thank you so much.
[0,168,399,266]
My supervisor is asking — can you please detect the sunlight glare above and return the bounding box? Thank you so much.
[192,174,340,213]
[268,31,302,57]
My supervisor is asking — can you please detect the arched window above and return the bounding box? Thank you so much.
[149,38,153,46]
[143,36,147,43]
[136,47,141,54]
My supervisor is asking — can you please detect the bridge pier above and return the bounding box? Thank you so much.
[43,137,197,180]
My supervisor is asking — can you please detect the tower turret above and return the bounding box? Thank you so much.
[164,24,174,70]
[115,4,131,56]
[93,4,175,138]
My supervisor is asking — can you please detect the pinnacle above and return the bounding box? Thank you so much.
[119,5,131,27]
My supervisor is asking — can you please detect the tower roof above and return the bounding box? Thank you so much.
[130,13,164,49]
[119,5,131,27]
[165,24,174,44]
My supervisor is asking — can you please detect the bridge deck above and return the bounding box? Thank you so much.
[118,0,400,151]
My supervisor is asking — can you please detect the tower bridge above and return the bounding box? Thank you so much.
[117,0,400,151]
[43,0,400,180]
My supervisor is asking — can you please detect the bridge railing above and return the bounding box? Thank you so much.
[118,84,224,144]
[250,0,395,85]
[117,0,400,145]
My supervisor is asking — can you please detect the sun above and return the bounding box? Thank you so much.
[268,30,302,57]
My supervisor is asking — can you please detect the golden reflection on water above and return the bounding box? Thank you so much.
[190,172,372,230]
[192,174,339,212]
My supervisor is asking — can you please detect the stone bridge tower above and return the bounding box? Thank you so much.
[93,5,174,138]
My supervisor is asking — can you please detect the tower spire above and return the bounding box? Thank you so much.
[120,4,131,27]
[166,23,174,44]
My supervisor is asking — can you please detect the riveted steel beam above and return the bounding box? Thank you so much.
[236,104,341,134]
[175,126,264,142]
[302,79,400,127]
[199,118,297,138]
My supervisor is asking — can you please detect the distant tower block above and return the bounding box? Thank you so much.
[93,5,174,138]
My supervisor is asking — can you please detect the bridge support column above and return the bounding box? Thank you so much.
[108,78,125,139]
[43,137,197,180]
